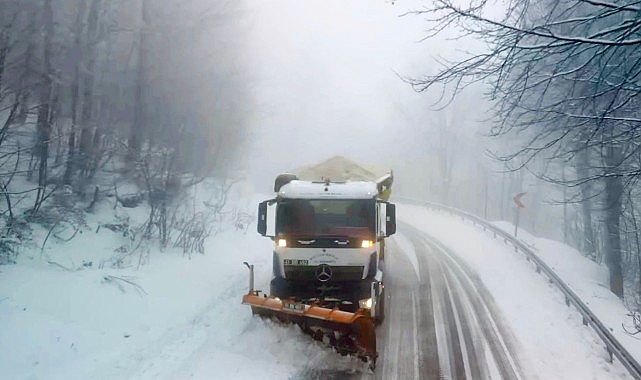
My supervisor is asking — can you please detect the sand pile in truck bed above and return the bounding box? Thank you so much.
[293,156,389,182]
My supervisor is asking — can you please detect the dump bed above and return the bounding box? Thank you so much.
[291,156,393,201]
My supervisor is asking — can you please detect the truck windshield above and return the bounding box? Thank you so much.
[276,199,375,238]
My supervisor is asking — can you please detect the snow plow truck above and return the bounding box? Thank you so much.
[242,156,396,369]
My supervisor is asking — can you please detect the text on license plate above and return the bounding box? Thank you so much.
[284,259,309,265]
[283,301,306,313]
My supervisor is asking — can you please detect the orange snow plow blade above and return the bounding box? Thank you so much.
[242,292,377,366]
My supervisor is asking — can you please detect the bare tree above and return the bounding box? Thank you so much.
[128,0,148,163]
[77,0,103,178]
[0,0,251,262]
[32,0,55,214]
[62,0,88,185]
[409,0,641,298]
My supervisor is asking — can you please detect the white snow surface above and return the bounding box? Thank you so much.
[0,198,639,379]
[398,204,634,380]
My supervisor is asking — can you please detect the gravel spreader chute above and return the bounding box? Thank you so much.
[242,262,377,369]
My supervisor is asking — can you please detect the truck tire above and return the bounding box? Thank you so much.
[270,276,292,299]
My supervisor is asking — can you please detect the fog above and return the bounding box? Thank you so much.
[204,0,581,247]
[139,0,567,244]
[237,0,470,190]
[6,0,567,241]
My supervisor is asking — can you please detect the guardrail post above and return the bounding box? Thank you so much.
[606,347,613,363]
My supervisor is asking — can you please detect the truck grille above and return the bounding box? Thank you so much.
[284,265,364,282]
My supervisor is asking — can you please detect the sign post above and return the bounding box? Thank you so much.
[513,192,526,237]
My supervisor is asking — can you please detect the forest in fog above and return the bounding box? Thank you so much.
[3,0,641,317]
[408,0,641,309]
[0,0,250,264]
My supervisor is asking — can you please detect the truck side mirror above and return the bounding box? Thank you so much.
[257,201,268,236]
[385,203,396,236]
[257,199,277,237]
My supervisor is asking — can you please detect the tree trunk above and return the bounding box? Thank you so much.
[575,147,596,259]
[78,0,101,177]
[0,29,9,90]
[561,166,568,243]
[630,198,641,301]
[33,0,55,213]
[128,0,150,163]
[603,145,624,298]
[63,0,88,186]
[17,18,37,125]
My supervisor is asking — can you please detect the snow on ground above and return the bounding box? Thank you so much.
[398,203,634,380]
[0,188,327,380]
[1,196,639,379]
[492,221,641,366]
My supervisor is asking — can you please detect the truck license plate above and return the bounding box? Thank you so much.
[283,301,306,313]
[284,259,309,265]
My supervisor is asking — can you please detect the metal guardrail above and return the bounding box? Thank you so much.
[397,197,641,380]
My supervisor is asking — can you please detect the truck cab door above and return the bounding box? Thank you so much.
[257,199,277,237]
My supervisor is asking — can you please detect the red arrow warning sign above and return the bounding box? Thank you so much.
[513,192,527,208]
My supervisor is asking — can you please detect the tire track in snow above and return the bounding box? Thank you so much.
[405,223,524,380]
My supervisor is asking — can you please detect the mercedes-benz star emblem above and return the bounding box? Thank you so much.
[315,264,333,282]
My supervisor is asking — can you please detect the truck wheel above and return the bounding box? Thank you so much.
[270,276,291,298]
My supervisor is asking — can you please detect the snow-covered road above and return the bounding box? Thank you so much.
[397,204,633,380]
[402,224,523,380]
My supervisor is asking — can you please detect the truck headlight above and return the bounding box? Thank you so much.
[361,240,374,248]
[277,238,287,247]
[359,298,373,309]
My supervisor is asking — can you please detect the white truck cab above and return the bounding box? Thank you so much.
[257,175,396,318]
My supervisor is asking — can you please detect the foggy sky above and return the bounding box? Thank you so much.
[199,0,570,243]
[238,0,447,190]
